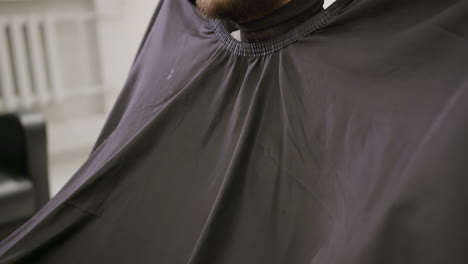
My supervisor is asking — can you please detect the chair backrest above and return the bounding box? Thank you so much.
[0,111,50,209]
[0,114,27,176]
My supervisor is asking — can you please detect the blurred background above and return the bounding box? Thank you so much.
[0,0,158,198]
[0,0,335,197]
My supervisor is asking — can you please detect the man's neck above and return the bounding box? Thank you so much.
[231,0,324,42]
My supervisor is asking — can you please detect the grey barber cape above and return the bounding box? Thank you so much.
[1,0,468,263]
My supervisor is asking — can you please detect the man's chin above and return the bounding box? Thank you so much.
[196,0,289,23]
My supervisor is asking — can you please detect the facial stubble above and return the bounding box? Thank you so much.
[196,0,291,23]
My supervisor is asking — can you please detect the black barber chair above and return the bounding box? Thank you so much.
[0,111,50,240]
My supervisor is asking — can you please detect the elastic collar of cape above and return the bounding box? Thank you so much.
[210,0,355,57]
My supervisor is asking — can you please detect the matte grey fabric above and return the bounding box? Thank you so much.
[1,0,468,263]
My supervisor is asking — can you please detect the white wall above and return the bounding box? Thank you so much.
[48,0,160,195]
[324,0,336,8]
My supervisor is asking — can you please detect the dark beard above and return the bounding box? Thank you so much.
[196,0,289,23]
